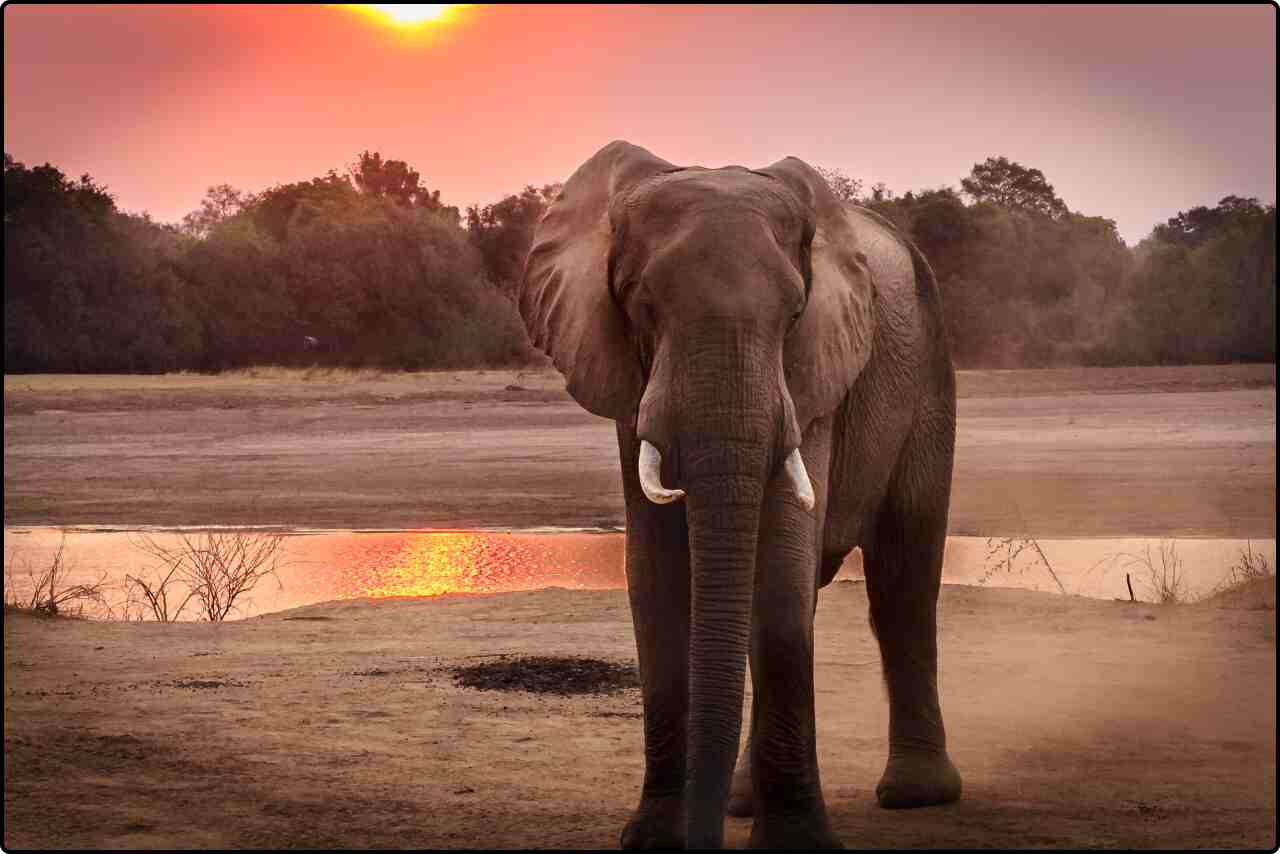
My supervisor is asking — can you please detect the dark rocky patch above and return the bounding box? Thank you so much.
[167,678,248,690]
[450,655,639,696]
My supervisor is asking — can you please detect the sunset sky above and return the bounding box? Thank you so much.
[3,4,1274,244]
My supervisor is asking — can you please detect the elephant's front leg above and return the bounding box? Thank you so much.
[746,419,842,849]
[617,425,692,850]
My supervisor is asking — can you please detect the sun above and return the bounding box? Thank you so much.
[349,4,467,28]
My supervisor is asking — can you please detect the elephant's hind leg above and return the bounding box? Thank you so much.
[862,413,961,809]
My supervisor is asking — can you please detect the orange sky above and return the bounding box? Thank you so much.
[3,4,1275,243]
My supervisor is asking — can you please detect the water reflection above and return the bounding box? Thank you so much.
[1,527,1273,621]
[1,528,628,620]
[313,531,626,600]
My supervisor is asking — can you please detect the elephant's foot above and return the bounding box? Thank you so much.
[875,748,961,809]
[748,808,843,849]
[620,795,685,849]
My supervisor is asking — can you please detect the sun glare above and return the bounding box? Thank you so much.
[353,4,465,28]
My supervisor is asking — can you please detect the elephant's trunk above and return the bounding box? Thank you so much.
[684,453,765,847]
[670,326,775,848]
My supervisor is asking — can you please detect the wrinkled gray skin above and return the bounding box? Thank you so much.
[518,141,960,849]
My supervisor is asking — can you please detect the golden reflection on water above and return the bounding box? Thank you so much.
[5,529,1272,619]
[325,532,626,600]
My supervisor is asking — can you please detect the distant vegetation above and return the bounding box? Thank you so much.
[4,150,1274,373]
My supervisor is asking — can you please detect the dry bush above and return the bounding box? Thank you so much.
[1099,540,1190,604]
[122,537,199,622]
[1226,541,1273,584]
[131,531,285,622]
[3,534,108,617]
[980,536,1068,594]
[1206,540,1274,600]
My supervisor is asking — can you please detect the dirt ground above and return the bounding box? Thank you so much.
[3,363,1275,536]
[3,581,1275,849]
[2,363,1276,849]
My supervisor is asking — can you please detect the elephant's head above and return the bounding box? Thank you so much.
[519,141,873,844]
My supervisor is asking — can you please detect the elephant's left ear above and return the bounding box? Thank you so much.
[759,157,874,430]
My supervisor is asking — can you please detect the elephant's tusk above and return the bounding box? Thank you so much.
[638,440,685,504]
[783,448,816,511]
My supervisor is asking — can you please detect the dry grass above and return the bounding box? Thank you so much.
[1095,540,1191,604]
[1223,540,1274,585]
[1204,540,1275,606]
[980,536,1069,594]
[3,534,108,617]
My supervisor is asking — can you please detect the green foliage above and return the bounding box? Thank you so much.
[3,149,1274,374]
[351,150,460,223]
[961,156,1070,221]
[4,154,202,372]
[1094,198,1275,365]
[823,157,1271,369]
[179,184,258,238]
[465,183,561,297]
[249,171,358,242]
[4,152,533,373]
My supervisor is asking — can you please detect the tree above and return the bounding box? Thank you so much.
[350,150,459,223]
[961,156,1069,221]
[179,184,257,238]
[3,153,115,224]
[814,166,862,203]
[248,171,357,242]
[5,148,1271,375]
[466,183,562,297]
[4,153,201,372]
[1153,194,1268,249]
[901,188,973,283]
[1093,196,1275,366]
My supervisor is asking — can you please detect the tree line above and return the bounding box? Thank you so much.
[4,150,1274,373]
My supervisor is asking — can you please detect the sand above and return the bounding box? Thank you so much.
[3,363,1275,536]
[3,582,1275,849]
[3,363,1276,848]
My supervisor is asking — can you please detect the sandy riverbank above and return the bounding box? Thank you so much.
[3,580,1275,849]
[3,364,1275,536]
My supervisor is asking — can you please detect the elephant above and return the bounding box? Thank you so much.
[517,141,960,849]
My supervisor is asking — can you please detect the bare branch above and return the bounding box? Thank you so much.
[129,531,285,622]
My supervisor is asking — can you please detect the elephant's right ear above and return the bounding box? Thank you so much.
[519,141,678,421]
